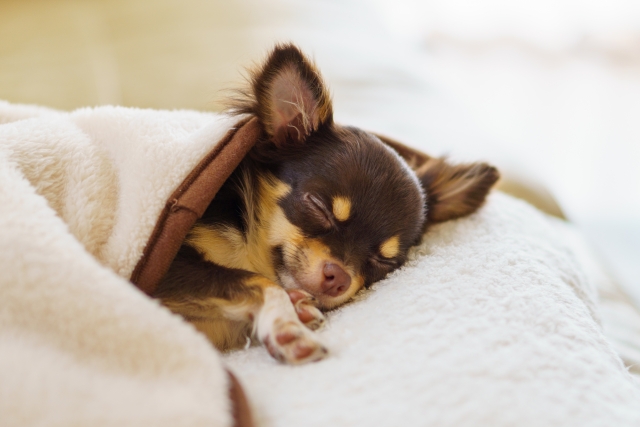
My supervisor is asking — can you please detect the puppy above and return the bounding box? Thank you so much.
[153,44,499,364]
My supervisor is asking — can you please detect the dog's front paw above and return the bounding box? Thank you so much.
[286,289,326,331]
[263,319,328,364]
[256,286,328,364]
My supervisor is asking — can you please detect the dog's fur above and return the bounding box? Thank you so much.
[153,44,499,364]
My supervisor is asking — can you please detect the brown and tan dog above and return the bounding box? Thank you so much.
[153,44,499,364]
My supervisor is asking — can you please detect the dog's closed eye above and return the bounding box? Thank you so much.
[302,192,335,231]
[370,255,398,268]
[365,255,400,287]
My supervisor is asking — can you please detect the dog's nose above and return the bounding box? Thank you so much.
[321,263,351,296]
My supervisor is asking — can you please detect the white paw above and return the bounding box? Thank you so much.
[263,319,328,364]
[257,287,328,364]
[286,289,326,331]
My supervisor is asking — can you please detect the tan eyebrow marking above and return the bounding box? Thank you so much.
[332,196,351,222]
[379,235,400,258]
[272,179,292,199]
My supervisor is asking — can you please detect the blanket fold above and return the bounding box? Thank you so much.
[0,102,256,427]
[131,116,260,294]
[2,100,639,427]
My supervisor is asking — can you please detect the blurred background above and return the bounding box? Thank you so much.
[1,0,638,303]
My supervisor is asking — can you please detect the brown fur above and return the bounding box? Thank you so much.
[229,43,333,146]
[417,158,499,223]
[155,44,499,363]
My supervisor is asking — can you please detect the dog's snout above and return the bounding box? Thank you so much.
[321,263,351,296]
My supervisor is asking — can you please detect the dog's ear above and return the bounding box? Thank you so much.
[232,43,333,146]
[416,158,499,223]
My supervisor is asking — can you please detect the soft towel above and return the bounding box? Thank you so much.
[2,100,639,427]
[225,192,640,427]
[0,101,255,427]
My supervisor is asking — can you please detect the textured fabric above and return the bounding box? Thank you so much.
[131,117,260,295]
[0,101,241,427]
[225,193,640,427]
[3,100,640,427]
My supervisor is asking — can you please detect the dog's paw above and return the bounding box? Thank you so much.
[286,289,326,331]
[263,319,328,364]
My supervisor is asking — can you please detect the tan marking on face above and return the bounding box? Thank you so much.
[380,235,400,258]
[271,227,331,291]
[273,231,363,309]
[268,206,304,248]
[317,272,364,310]
[270,178,292,199]
[332,196,351,222]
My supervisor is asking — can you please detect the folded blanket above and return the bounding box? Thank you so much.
[0,101,256,427]
[225,192,640,427]
[2,101,639,427]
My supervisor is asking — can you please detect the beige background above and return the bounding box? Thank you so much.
[0,0,265,111]
[1,0,638,303]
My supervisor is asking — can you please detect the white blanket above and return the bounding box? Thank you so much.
[225,192,640,427]
[0,101,240,427]
[2,101,639,427]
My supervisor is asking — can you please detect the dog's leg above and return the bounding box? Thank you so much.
[252,280,328,364]
[155,245,327,363]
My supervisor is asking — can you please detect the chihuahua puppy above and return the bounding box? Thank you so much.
[154,44,498,364]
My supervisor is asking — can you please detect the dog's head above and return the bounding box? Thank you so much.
[232,44,499,309]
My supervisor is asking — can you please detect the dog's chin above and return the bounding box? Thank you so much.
[276,268,351,310]
[314,293,354,310]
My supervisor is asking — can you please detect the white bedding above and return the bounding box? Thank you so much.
[225,192,640,427]
[1,101,639,426]
[0,102,239,427]
[3,52,640,426]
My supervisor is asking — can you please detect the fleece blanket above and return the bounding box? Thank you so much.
[2,101,640,427]
[225,192,640,427]
[0,101,257,427]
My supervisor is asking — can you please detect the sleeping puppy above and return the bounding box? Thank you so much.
[154,44,499,364]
